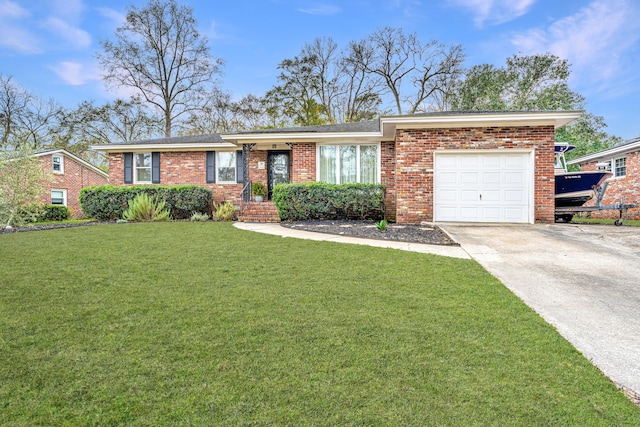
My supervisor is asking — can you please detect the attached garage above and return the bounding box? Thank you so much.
[434,150,534,223]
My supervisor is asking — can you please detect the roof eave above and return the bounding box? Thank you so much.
[220,131,387,144]
[91,142,238,152]
[35,148,108,178]
[380,111,583,136]
[568,140,640,165]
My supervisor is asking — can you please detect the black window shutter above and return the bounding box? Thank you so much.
[124,153,133,184]
[236,150,244,183]
[206,151,215,183]
[152,152,160,183]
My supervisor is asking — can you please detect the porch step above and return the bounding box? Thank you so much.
[238,201,280,223]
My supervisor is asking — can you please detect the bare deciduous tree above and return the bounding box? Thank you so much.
[264,37,381,126]
[61,98,162,145]
[0,74,62,150]
[97,0,223,137]
[0,75,30,148]
[304,37,381,123]
[346,27,465,114]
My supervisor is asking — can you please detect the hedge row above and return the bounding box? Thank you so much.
[40,205,72,221]
[80,185,212,220]
[272,182,385,221]
[12,204,72,224]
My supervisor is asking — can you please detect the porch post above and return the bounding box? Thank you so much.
[243,143,255,201]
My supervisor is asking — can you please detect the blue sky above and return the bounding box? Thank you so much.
[1,0,639,139]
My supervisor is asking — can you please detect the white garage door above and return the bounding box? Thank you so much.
[434,151,533,223]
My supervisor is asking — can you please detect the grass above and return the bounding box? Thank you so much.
[572,215,640,227]
[1,222,638,426]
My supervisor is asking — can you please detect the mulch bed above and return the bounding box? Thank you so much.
[280,220,457,246]
[2,219,458,246]
[0,221,114,234]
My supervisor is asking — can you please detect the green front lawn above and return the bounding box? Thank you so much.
[572,215,640,226]
[1,223,638,425]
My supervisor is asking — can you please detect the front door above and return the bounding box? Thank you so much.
[267,151,290,198]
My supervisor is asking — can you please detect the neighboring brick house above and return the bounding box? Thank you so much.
[92,111,581,224]
[567,137,640,220]
[35,149,109,218]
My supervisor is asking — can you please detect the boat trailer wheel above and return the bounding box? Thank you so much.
[555,214,573,223]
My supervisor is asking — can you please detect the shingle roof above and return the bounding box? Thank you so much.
[109,133,230,145]
[232,120,380,134]
[613,136,640,148]
[35,148,60,154]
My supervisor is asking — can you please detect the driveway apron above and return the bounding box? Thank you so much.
[441,223,640,398]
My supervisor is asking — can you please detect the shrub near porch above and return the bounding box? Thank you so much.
[273,182,385,221]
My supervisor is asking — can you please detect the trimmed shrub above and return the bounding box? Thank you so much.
[272,183,385,221]
[80,185,212,220]
[122,193,171,222]
[40,205,72,222]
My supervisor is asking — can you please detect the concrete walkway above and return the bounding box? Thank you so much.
[233,222,471,259]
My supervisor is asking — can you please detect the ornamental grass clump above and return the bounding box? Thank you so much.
[190,212,210,222]
[122,193,171,222]
[213,201,237,221]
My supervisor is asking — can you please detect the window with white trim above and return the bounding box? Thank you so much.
[217,151,236,183]
[614,157,626,177]
[52,155,64,173]
[135,153,152,183]
[51,189,67,206]
[318,144,379,184]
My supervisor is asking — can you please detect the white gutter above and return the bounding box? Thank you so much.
[381,110,582,128]
[91,142,238,152]
[220,131,386,143]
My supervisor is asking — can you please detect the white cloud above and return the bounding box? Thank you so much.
[297,3,342,15]
[0,0,29,19]
[207,19,221,40]
[49,0,85,20]
[0,0,41,53]
[386,0,423,20]
[0,25,41,53]
[49,61,97,85]
[511,0,640,83]
[96,7,126,27]
[450,0,536,27]
[44,17,91,48]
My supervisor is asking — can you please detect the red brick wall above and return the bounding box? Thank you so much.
[109,150,286,205]
[394,126,556,224]
[291,143,316,182]
[580,151,640,219]
[39,154,109,218]
[109,152,243,204]
[381,141,396,221]
[249,150,268,189]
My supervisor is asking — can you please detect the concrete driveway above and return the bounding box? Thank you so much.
[441,223,640,400]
